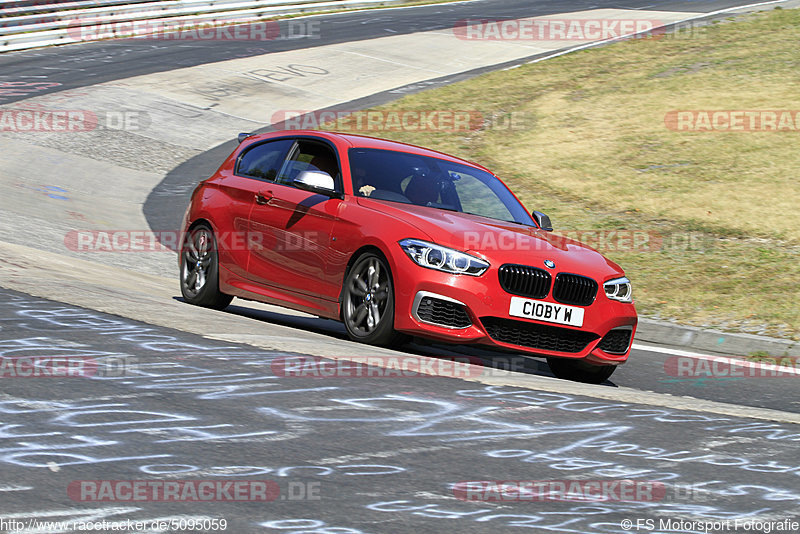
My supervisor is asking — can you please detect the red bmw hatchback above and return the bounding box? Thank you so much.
[179,130,637,383]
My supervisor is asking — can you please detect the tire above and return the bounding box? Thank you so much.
[180,223,233,310]
[547,357,617,384]
[341,253,405,346]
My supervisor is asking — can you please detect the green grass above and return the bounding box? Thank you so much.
[324,8,800,339]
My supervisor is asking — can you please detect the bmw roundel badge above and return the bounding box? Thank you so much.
[544,260,556,269]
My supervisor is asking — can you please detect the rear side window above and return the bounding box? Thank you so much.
[236,139,294,181]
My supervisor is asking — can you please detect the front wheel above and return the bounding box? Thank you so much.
[180,224,233,310]
[341,253,404,346]
[547,357,617,384]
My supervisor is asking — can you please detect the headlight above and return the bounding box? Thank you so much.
[604,277,633,303]
[399,238,489,276]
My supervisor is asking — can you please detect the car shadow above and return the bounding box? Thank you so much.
[174,296,619,387]
[286,194,330,229]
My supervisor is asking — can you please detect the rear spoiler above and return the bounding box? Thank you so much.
[238,132,254,144]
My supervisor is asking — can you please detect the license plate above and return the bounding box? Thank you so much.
[508,296,584,327]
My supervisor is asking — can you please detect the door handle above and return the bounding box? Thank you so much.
[255,190,273,205]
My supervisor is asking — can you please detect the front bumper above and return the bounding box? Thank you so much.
[391,261,638,365]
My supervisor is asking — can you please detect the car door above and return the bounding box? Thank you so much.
[213,137,294,279]
[246,137,344,301]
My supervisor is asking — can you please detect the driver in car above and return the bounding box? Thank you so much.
[404,165,441,206]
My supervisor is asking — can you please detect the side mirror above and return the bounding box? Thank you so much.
[293,170,340,197]
[238,132,253,144]
[532,210,553,231]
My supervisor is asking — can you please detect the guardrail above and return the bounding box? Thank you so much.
[0,0,406,52]
[1,0,343,31]
[1,1,161,23]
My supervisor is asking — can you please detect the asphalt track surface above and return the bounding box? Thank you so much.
[0,0,779,232]
[2,287,800,533]
[2,0,800,532]
[218,299,800,415]
[0,0,761,103]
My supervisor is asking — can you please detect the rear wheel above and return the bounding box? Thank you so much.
[547,357,617,384]
[180,224,233,310]
[341,253,405,346]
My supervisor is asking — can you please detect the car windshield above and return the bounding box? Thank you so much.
[349,148,534,225]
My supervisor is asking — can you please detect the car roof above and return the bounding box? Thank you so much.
[252,129,493,173]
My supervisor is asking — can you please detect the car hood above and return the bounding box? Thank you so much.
[356,198,625,279]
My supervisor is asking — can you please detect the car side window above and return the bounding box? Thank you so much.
[276,140,340,187]
[350,148,414,203]
[236,139,294,181]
